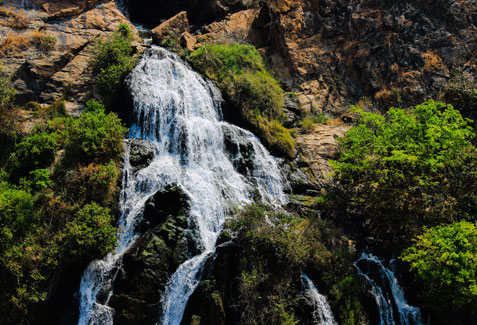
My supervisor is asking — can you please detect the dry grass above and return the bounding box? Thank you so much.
[0,31,56,56]
[0,33,29,56]
[0,7,29,29]
[423,51,447,72]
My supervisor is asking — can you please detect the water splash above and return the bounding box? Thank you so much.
[354,252,423,325]
[301,274,337,325]
[78,46,285,325]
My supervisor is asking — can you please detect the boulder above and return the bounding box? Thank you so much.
[110,185,192,324]
[137,184,190,234]
[152,11,189,46]
[127,139,156,172]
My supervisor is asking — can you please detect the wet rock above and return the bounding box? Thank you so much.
[110,185,191,324]
[137,184,190,235]
[127,139,156,172]
[181,280,226,325]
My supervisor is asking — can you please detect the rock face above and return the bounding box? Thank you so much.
[0,0,138,114]
[193,0,477,115]
[151,11,189,46]
[295,121,350,182]
[109,184,193,325]
[126,139,156,172]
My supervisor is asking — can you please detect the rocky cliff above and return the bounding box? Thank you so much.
[0,0,476,324]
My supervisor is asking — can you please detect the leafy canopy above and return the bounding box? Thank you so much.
[400,221,477,310]
[332,100,474,183]
[65,99,127,163]
[328,100,476,242]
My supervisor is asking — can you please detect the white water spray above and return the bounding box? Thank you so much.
[354,252,424,325]
[77,46,285,325]
[301,274,336,325]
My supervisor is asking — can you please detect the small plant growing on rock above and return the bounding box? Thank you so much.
[90,23,136,99]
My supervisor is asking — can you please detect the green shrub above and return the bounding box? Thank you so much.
[9,130,60,179]
[188,44,295,158]
[61,202,117,261]
[66,161,121,206]
[328,100,476,243]
[401,221,477,311]
[301,117,314,132]
[90,23,136,97]
[28,169,52,191]
[0,181,35,251]
[226,204,365,324]
[64,105,127,164]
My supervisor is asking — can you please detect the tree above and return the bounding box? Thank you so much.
[400,221,477,311]
[328,100,476,243]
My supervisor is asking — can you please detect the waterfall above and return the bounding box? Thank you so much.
[77,46,286,325]
[354,252,424,325]
[301,274,336,325]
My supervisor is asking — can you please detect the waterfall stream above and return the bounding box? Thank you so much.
[301,274,336,325]
[354,252,424,325]
[77,46,285,325]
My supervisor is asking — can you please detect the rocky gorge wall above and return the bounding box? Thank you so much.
[0,0,476,324]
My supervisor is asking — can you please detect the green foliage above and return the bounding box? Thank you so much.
[329,100,476,242]
[301,117,314,132]
[28,169,52,191]
[226,204,365,324]
[64,105,127,164]
[0,64,15,108]
[62,202,117,261]
[401,221,477,311]
[90,23,136,97]
[34,34,56,52]
[188,44,295,158]
[8,129,60,179]
[0,181,35,252]
[0,98,124,322]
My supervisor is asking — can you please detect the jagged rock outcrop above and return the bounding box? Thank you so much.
[191,0,476,116]
[0,0,139,114]
[109,185,196,325]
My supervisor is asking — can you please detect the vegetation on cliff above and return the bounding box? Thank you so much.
[328,100,476,243]
[0,98,126,323]
[401,221,477,312]
[219,204,366,325]
[90,23,136,101]
[327,99,477,320]
[188,44,295,158]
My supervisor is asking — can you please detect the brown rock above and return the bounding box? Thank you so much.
[0,0,138,114]
[151,11,189,46]
[181,32,197,51]
[294,121,350,181]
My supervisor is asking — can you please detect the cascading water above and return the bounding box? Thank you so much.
[77,46,286,325]
[301,274,337,325]
[354,252,424,325]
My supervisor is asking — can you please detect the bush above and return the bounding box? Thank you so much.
[188,44,295,158]
[400,221,477,311]
[64,105,127,164]
[0,181,35,251]
[9,130,60,179]
[225,204,365,324]
[90,23,136,97]
[328,100,476,243]
[61,202,117,261]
